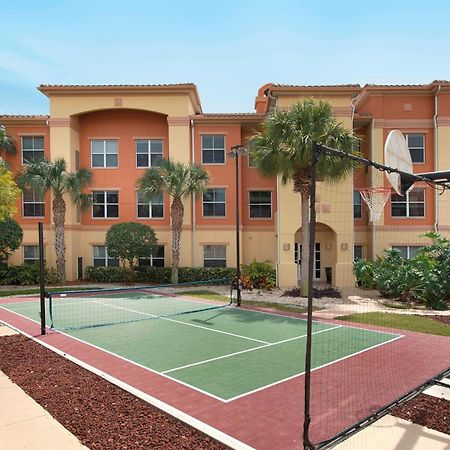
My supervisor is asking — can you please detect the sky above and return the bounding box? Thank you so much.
[1,0,450,114]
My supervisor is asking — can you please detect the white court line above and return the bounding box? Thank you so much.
[93,300,270,344]
[163,325,342,374]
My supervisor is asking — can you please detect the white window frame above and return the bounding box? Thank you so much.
[22,189,45,218]
[405,133,425,164]
[136,191,164,219]
[21,136,44,164]
[203,245,227,267]
[92,245,119,267]
[201,134,226,165]
[135,139,163,168]
[249,191,272,218]
[23,245,42,264]
[138,245,165,267]
[90,139,119,168]
[353,191,362,219]
[202,188,226,217]
[391,188,425,218]
[353,245,363,261]
[392,245,424,259]
[92,191,119,219]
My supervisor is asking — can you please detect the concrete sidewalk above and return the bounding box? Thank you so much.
[0,326,87,450]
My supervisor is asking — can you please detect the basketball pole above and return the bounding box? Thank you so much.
[303,141,319,450]
[38,222,46,335]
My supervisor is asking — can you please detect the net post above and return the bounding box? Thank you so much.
[303,141,319,450]
[38,222,46,336]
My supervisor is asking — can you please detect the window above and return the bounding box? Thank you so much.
[137,191,163,218]
[22,136,44,164]
[203,245,226,267]
[136,139,163,168]
[91,140,118,168]
[391,188,425,217]
[354,245,363,261]
[92,191,119,218]
[203,188,226,217]
[249,191,272,218]
[22,189,45,217]
[138,245,165,267]
[201,135,225,164]
[353,191,362,219]
[405,134,425,163]
[294,243,321,279]
[392,246,424,259]
[23,245,42,264]
[93,245,119,267]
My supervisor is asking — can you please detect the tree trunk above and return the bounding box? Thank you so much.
[170,197,184,284]
[300,191,310,297]
[52,193,66,283]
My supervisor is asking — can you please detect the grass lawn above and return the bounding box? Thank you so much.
[337,312,450,337]
[177,289,310,314]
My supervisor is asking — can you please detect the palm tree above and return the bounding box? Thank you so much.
[18,158,92,283]
[137,159,209,284]
[249,99,358,296]
[0,125,17,156]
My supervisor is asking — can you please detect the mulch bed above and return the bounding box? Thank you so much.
[0,334,228,450]
[391,393,450,435]
[424,315,450,326]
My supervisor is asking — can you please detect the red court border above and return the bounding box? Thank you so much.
[1,298,449,449]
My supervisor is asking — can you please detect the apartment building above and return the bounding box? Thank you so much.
[2,81,450,287]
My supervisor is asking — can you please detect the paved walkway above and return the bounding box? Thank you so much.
[0,326,87,450]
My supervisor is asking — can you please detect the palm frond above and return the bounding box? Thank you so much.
[0,125,17,155]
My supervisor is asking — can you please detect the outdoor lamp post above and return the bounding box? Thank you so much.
[227,144,247,306]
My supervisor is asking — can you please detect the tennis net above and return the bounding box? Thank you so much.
[47,280,233,331]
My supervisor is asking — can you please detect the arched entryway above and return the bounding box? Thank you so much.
[294,223,337,284]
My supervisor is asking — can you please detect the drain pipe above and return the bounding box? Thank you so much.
[191,118,197,266]
[276,175,281,286]
[433,85,441,232]
[370,118,376,261]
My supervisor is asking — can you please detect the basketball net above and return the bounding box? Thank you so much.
[360,187,391,223]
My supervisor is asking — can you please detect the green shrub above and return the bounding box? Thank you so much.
[241,261,276,290]
[353,258,375,289]
[0,263,58,286]
[85,265,235,285]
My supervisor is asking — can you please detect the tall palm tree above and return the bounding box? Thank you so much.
[249,99,358,295]
[137,159,209,284]
[18,158,92,283]
[0,125,17,156]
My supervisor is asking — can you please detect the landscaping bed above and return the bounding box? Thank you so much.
[0,334,227,450]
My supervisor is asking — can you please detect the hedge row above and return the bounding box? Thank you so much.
[84,265,236,284]
[0,263,58,286]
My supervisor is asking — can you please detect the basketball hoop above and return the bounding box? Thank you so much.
[360,187,391,223]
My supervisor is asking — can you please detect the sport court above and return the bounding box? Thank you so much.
[1,288,400,402]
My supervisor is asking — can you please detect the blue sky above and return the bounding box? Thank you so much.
[1,0,450,114]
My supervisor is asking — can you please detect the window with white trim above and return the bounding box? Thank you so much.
[203,188,226,217]
[354,245,363,261]
[23,245,42,264]
[93,245,119,267]
[92,191,119,218]
[405,133,425,163]
[203,245,226,267]
[137,191,163,218]
[392,246,424,259]
[136,139,163,168]
[138,245,165,267]
[22,136,44,164]
[391,188,425,217]
[22,189,45,217]
[249,191,272,218]
[353,191,362,219]
[91,140,118,168]
[201,135,225,164]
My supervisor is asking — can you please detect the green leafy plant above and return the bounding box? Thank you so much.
[240,261,276,290]
[353,258,375,289]
[0,263,58,286]
[0,219,23,263]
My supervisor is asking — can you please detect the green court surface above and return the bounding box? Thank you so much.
[1,295,401,401]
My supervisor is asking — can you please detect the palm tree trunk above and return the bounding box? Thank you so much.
[300,191,310,297]
[52,193,66,283]
[170,197,184,284]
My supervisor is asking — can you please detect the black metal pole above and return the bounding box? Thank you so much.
[303,142,319,450]
[38,222,46,335]
[235,150,242,306]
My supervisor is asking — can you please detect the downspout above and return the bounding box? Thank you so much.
[433,85,441,232]
[351,99,356,263]
[370,118,376,261]
[276,175,281,286]
[191,118,197,266]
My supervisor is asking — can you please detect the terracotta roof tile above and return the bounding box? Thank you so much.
[39,83,196,88]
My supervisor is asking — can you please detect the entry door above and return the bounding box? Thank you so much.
[294,243,321,281]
